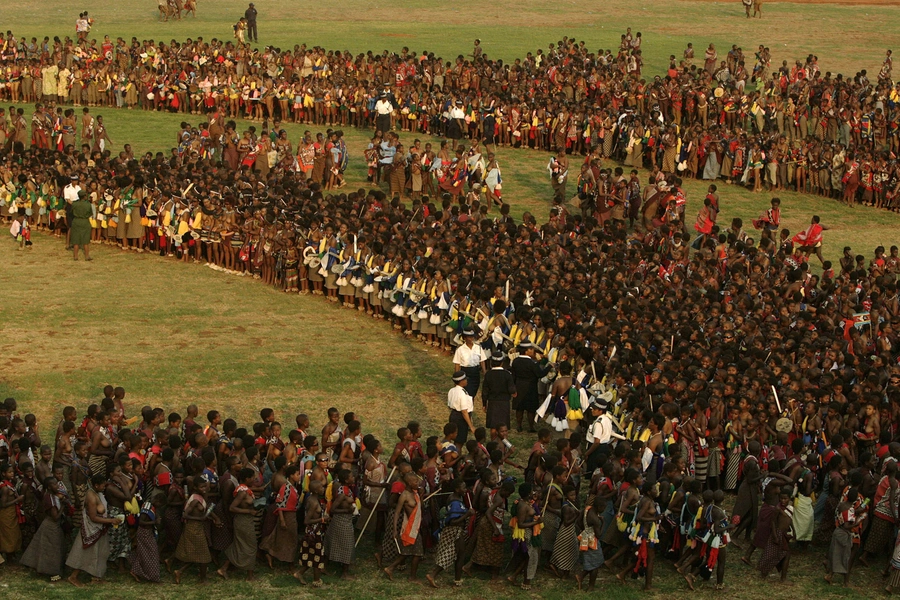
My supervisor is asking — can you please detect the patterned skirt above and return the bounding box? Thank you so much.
[225,513,257,571]
[163,505,184,550]
[519,529,539,580]
[694,453,709,483]
[209,502,233,551]
[550,522,579,571]
[259,511,298,563]
[106,506,131,561]
[602,135,614,157]
[864,516,895,555]
[253,505,266,543]
[435,524,466,570]
[706,446,722,479]
[175,519,212,564]
[20,510,38,553]
[88,454,108,479]
[725,449,741,491]
[130,526,160,582]
[707,447,722,479]
[757,530,787,575]
[72,482,89,533]
[471,516,504,568]
[399,526,424,557]
[60,467,74,506]
[300,524,326,570]
[380,519,400,564]
[325,513,355,565]
[891,567,900,590]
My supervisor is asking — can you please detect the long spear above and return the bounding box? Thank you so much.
[354,466,396,547]
[423,489,452,502]
[771,385,782,414]
[564,457,582,482]
[405,207,420,230]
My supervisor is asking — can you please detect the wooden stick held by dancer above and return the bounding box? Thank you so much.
[423,489,452,503]
[355,466,396,547]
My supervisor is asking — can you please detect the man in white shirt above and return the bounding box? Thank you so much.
[63,174,81,204]
[374,93,393,136]
[584,399,614,474]
[452,329,486,400]
[447,371,475,446]
[63,174,81,250]
[448,101,465,120]
[447,100,465,149]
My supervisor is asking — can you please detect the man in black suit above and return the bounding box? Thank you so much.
[510,342,550,432]
[244,3,258,43]
[481,351,516,432]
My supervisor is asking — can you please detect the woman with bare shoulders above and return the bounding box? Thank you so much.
[217,468,258,580]
[260,465,301,568]
[66,474,122,587]
[293,477,329,586]
[170,476,219,583]
[88,411,113,479]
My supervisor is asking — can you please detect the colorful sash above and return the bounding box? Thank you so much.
[400,491,422,547]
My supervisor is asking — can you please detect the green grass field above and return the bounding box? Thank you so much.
[2,0,900,597]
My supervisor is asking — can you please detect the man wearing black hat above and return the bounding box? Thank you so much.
[481,351,515,431]
[584,399,613,474]
[448,371,475,446]
[452,329,486,400]
[511,342,550,432]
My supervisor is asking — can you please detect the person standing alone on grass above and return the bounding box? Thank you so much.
[244,4,258,44]
[70,190,92,261]
[62,174,80,250]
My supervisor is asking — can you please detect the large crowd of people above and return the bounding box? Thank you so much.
[0,29,898,209]
[0,348,899,592]
[2,24,900,594]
